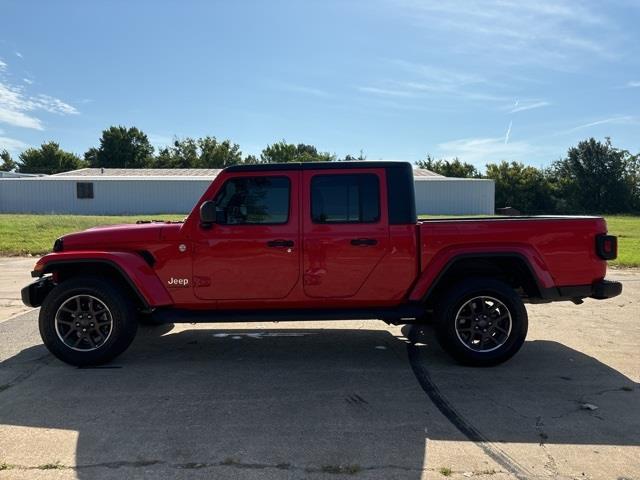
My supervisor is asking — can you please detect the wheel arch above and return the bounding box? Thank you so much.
[44,260,149,309]
[34,253,173,310]
[417,252,550,307]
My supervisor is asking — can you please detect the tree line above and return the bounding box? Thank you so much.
[417,137,640,214]
[1,125,638,214]
[0,126,343,175]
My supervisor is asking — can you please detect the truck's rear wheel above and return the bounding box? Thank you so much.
[39,277,138,366]
[435,278,528,366]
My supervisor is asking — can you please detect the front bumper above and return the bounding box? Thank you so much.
[552,279,623,301]
[21,277,55,308]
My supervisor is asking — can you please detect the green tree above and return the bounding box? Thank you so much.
[485,161,554,214]
[550,137,636,213]
[1,149,18,172]
[343,150,366,161]
[260,141,335,163]
[83,147,99,166]
[628,153,640,211]
[244,154,259,164]
[153,136,244,168]
[88,126,154,168]
[154,138,199,168]
[197,136,243,168]
[416,155,479,178]
[18,142,85,175]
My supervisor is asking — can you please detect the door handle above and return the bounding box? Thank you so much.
[267,239,294,248]
[350,238,378,246]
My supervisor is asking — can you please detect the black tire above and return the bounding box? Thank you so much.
[39,276,138,366]
[434,277,528,367]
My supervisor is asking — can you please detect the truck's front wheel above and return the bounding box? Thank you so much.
[39,277,138,366]
[435,278,528,366]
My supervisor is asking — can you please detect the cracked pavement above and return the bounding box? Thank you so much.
[0,259,638,479]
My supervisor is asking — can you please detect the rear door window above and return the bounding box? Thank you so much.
[311,174,380,223]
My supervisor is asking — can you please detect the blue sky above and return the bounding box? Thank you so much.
[1,0,639,169]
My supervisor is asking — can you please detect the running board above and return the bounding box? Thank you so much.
[151,305,426,325]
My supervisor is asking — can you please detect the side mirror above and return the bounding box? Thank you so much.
[200,201,217,226]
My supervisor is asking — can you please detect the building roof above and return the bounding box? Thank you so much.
[0,171,47,178]
[53,168,223,177]
[54,165,443,178]
[413,168,442,177]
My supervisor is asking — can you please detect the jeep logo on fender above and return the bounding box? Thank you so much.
[167,277,189,287]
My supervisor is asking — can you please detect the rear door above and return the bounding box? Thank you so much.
[302,168,389,298]
[193,172,300,300]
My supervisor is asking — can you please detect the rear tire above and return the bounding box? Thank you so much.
[39,276,138,366]
[434,277,528,366]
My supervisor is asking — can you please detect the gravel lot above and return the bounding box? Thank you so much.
[0,259,638,480]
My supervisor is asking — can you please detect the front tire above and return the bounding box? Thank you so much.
[434,278,528,366]
[39,277,138,366]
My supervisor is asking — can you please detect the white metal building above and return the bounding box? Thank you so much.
[413,177,495,215]
[0,167,494,215]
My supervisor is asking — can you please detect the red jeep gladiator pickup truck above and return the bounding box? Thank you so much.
[22,161,622,367]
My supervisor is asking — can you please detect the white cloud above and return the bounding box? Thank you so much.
[390,0,621,69]
[0,135,28,153]
[437,136,538,166]
[558,115,637,135]
[0,84,43,129]
[507,100,550,113]
[15,52,23,58]
[504,121,513,144]
[357,86,414,97]
[358,62,508,104]
[358,59,511,103]
[0,59,7,71]
[0,70,78,130]
[23,78,33,85]
[391,61,485,87]
[31,94,78,115]
[627,81,640,88]
[0,108,43,130]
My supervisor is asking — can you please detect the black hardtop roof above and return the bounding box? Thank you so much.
[224,161,412,173]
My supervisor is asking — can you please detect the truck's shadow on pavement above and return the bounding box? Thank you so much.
[0,321,638,478]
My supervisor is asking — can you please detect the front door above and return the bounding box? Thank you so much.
[193,172,300,300]
[302,169,389,298]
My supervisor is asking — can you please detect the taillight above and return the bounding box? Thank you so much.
[596,234,617,260]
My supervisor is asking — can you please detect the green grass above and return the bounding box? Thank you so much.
[438,466,453,476]
[37,461,65,470]
[605,216,640,267]
[0,214,185,256]
[0,213,638,267]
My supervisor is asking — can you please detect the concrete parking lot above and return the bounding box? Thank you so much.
[0,258,638,479]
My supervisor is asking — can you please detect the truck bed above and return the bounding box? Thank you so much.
[418,216,608,288]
